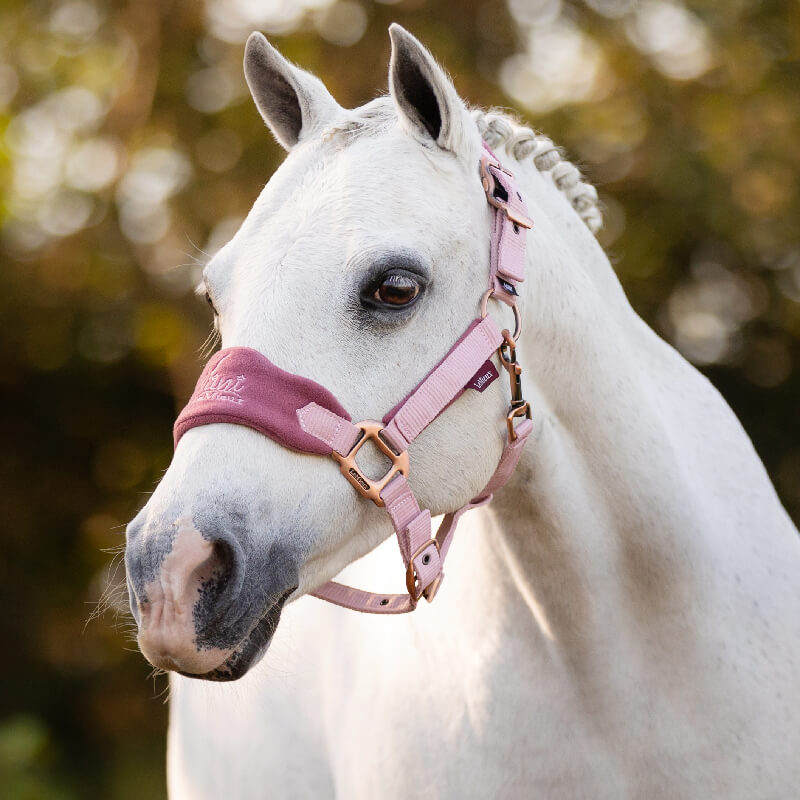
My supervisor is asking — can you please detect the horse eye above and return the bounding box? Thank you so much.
[374,274,420,307]
[205,291,217,315]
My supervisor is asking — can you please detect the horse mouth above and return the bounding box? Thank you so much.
[179,587,295,682]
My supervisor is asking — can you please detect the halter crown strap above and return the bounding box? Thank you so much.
[480,143,533,307]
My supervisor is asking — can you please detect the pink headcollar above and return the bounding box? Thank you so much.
[174,143,534,614]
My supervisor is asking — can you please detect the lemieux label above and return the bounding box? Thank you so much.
[467,360,500,392]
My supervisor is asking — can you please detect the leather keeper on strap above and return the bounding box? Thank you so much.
[480,149,533,307]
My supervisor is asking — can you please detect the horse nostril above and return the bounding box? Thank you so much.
[210,539,234,581]
[193,536,243,611]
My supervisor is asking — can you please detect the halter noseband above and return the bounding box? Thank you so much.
[174,144,534,614]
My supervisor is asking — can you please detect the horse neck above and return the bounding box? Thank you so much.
[477,149,785,660]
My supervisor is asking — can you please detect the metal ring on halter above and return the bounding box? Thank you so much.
[479,289,522,341]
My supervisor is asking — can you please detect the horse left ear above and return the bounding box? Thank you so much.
[388,24,472,154]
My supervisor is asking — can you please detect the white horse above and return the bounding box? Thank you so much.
[124,25,800,799]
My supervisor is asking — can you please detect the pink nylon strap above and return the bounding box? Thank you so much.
[296,403,361,457]
[436,417,534,560]
[381,316,503,453]
[481,144,532,307]
[297,315,503,457]
[310,475,436,614]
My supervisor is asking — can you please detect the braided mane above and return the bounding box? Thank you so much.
[472,109,602,235]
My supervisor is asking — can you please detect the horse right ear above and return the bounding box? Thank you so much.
[388,24,472,154]
[244,32,341,151]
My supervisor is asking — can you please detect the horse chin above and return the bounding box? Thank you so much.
[178,587,295,682]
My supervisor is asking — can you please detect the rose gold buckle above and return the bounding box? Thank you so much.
[405,540,443,602]
[423,572,443,602]
[505,206,534,229]
[331,420,409,507]
[479,156,533,229]
[507,402,531,442]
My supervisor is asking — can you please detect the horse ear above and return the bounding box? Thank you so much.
[388,24,471,153]
[244,32,341,151]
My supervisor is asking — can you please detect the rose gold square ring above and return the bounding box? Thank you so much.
[331,420,410,507]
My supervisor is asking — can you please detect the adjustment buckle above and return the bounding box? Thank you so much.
[405,540,443,602]
[507,402,532,442]
[479,156,534,230]
[332,421,409,507]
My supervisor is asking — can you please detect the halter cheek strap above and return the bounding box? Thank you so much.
[173,142,534,615]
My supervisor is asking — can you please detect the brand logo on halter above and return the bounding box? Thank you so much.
[348,468,370,492]
[193,354,246,405]
[467,360,500,393]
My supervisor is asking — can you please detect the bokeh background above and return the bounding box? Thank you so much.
[1,0,798,796]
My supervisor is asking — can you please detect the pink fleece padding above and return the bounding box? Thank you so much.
[173,347,351,455]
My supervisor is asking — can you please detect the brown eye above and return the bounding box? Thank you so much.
[205,291,217,315]
[374,274,420,307]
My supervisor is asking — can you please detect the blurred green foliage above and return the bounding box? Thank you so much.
[0,0,797,796]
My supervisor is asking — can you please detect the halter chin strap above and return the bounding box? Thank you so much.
[173,142,534,615]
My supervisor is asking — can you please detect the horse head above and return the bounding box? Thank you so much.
[125,26,516,681]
